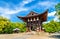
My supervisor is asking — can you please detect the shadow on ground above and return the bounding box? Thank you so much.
[49,35,60,39]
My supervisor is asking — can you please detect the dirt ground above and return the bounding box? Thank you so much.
[0,32,59,39]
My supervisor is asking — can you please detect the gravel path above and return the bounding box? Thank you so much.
[0,32,60,39]
[14,33,32,39]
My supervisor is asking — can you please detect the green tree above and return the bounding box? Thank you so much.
[0,16,10,33]
[14,22,26,32]
[0,16,26,34]
[43,20,60,33]
[55,3,60,22]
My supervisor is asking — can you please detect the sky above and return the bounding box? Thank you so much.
[0,0,60,22]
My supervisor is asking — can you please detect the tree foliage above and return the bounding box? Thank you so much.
[55,3,60,22]
[0,16,26,34]
[43,20,60,33]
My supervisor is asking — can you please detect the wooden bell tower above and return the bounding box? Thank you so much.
[18,10,48,32]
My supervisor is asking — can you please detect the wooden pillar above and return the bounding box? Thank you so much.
[38,21,42,32]
[39,21,42,32]
[26,22,30,32]
[26,26,29,32]
[26,22,29,32]
[29,26,31,32]
[40,22,42,31]
[36,21,39,32]
[39,25,42,32]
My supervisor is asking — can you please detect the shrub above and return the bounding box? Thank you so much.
[0,16,26,34]
[43,20,60,33]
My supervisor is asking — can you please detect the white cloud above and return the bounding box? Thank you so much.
[54,16,59,22]
[48,11,59,22]
[43,11,59,23]
[48,11,56,17]
[1,14,10,19]
[39,1,51,6]
[17,0,34,8]
[39,1,57,6]
[0,0,58,21]
[0,7,28,14]
[43,21,50,24]
[0,0,34,19]
[38,1,57,9]
[23,0,34,4]
[43,17,59,23]
[0,0,33,15]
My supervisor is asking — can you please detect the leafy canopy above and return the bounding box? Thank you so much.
[0,16,26,34]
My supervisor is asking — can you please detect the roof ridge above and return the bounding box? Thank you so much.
[26,11,38,17]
